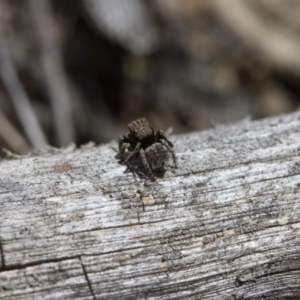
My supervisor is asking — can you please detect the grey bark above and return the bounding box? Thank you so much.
[1,112,300,299]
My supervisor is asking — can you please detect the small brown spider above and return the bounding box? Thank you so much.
[118,118,177,181]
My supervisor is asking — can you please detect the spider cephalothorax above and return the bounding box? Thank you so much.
[118,118,177,181]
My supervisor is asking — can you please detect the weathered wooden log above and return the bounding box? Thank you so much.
[1,112,300,299]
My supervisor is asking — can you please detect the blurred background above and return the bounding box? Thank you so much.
[0,0,300,155]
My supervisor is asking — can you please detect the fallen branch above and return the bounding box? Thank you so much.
[1,111,300,299]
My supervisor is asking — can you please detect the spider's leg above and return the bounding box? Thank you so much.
[156,129,174,147]
[140,148,155,181]
[124,142,141,165]
[118,136,131,161]
[119,134,132,150]
[159,138,177,168]
[119,143,131,161]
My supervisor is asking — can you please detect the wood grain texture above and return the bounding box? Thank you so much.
[1,112,300,299]
[0,259,93,299]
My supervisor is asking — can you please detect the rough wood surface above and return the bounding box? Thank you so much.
[1,112,300,299]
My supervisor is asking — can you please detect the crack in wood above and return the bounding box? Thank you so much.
[0,255,78,272]
[70,222,140,235]
[80,257,96,300]
[235,264,300,287]
[0,237,5,268]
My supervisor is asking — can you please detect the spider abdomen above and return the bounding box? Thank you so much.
[145,143,168,171]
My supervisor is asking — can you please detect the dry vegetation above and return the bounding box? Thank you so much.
[0,0,299,154]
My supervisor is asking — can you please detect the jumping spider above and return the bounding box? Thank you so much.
[118,118,177,181]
